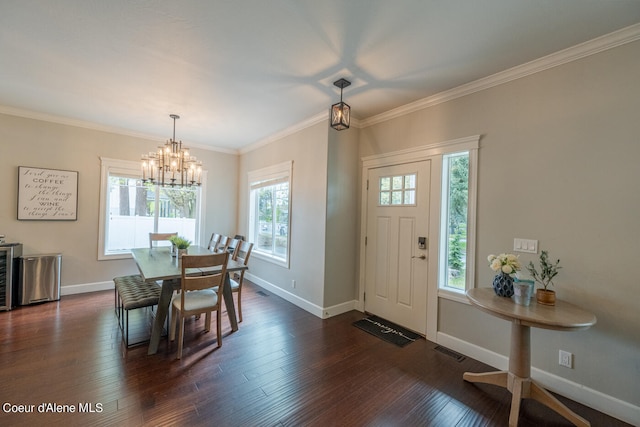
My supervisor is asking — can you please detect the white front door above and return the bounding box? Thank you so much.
[364,161,430,334]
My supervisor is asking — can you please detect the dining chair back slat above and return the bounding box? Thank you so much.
[227,238,241,257]
[215,235,230,253]
[207,233,221,251]
[149,232,178,249]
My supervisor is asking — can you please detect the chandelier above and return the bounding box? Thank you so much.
[330,78,351,131]
[141,114,202,187]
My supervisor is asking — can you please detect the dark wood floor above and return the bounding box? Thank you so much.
[0,280,631,427]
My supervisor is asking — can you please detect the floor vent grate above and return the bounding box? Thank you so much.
[434,345,466,362]
[256,290,269,296]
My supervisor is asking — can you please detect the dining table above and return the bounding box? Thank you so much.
[130,245,248,355]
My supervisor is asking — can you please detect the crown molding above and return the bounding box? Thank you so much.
[360,23,640,128]
[0,105,238,155]
[239,112,362,154]
[240,111,326,154]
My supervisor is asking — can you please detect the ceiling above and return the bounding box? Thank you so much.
[1,1,640,153]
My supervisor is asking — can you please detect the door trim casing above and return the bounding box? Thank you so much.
[357,135,480,342]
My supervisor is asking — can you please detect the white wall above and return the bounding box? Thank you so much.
[324,127,359,307]
[238,122,329,307]
[359,40,640,412]
[0,113,238,290]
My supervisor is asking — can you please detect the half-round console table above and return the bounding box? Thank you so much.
[464,288,597,427]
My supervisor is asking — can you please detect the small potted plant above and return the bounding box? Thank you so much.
[169,236,191,258]
[487,253,521,297]
[526,250,561,305]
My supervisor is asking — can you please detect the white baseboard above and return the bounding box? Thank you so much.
[436,332,640,426]
[60,275,359,320]
[61,281,113,296]
[322,299,358,318]
[245,273,357,319]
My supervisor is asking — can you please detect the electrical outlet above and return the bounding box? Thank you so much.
[291,279,296,289]
[559,350,573,368]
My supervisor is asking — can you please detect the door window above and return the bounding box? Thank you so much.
[379,173,417,206]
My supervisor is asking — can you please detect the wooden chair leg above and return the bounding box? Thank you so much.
[216,309,222,348]
[170,306,178,341]
[204,312,212,332]
[177,316,185,359]
[237,290,242,323]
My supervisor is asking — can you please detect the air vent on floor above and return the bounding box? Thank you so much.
[434,345,465,362]
[256,290,269,296]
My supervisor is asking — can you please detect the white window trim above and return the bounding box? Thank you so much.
[247,160,293,269]
[98,157,207,260]
[437,147,478,305]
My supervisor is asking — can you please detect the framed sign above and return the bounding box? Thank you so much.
[18,166,78,221]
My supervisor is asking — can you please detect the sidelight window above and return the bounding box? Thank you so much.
[438,151,474,293]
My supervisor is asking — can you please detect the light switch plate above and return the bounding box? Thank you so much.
[514,238,538,254]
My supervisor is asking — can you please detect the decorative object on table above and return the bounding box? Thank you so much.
[526,250,561,306]
[513,277,535,306]
[169,236,191,258]
[488,253,521,297]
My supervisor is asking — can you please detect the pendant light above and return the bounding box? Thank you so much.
[330,78,351,131]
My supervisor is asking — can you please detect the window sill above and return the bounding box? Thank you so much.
[252,251,289,269]
[438,287,471,305]
[98,252,133,261]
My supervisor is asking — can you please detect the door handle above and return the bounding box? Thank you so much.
[412,254,426,260]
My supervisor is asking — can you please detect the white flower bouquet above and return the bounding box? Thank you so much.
[487,253,521,276]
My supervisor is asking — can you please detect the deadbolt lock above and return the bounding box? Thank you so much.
[418,237,427,249]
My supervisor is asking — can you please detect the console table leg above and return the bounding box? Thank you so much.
[509,376,525,427]
[529,381,591,427]
[463,370,508,387]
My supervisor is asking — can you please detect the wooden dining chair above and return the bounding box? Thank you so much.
[226,238,241,256]
[207,233,221,251]
[170,252,229,359]
[215,235,230,253]
[230,241,253,322]
[149,232,178,249]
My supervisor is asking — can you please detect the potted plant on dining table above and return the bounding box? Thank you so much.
[169,236,191,258]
